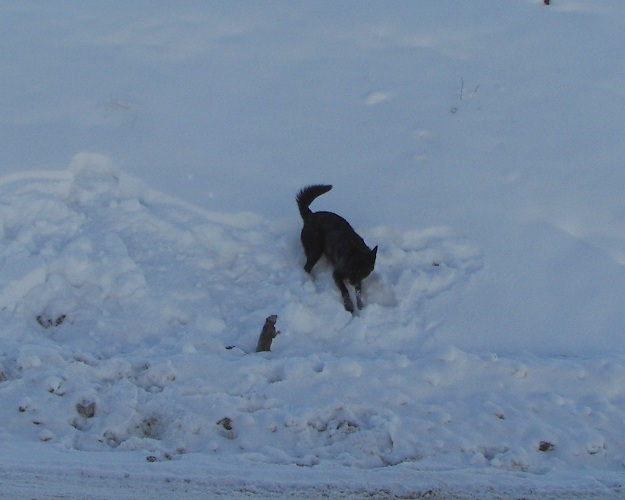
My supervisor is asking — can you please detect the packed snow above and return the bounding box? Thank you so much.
[2,1,625,498]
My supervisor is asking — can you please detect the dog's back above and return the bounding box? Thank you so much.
[308,211,371,276]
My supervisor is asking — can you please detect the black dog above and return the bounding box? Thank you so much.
[297,184,377,313]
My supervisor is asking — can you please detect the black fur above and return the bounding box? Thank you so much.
[296,184,377,313]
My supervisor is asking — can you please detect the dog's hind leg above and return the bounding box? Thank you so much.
[333,270,355,313]
[301,223,324,273]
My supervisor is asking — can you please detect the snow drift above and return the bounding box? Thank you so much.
[1,154,624,482]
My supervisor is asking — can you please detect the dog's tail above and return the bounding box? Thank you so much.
[296,184,332,220]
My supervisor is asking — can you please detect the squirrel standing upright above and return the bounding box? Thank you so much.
[256,315,279,352]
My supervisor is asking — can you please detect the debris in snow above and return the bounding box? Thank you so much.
[36,314,66,328]
[217,417,233,431]
[538,441,555,452]
[76,401,96,419]
[217,417,236,440]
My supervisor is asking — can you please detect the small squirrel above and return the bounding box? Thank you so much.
[256,314,279,352]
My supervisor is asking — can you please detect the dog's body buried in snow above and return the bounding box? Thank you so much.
[296,184,377,313]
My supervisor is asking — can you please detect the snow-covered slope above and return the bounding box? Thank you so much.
[2,1,625,497]
[1,154,480,463]
[1,155,624,498]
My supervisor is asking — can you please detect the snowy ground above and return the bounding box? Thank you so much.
[2,1,625,498]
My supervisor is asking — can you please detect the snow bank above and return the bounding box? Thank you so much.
[1,155,624,489]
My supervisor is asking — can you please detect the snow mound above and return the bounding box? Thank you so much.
[2,155,625,477]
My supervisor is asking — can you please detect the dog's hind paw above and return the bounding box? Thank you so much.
[342,297,355,314]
